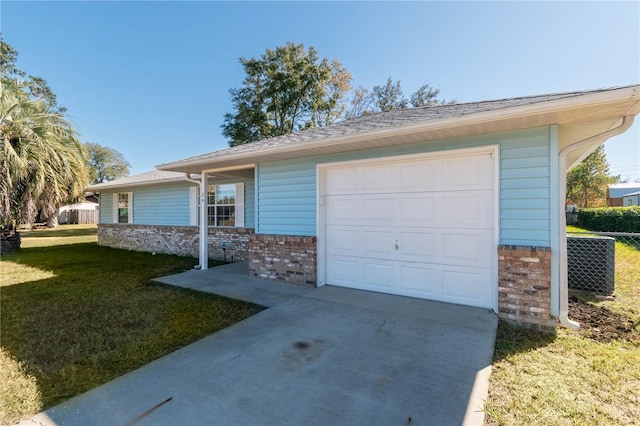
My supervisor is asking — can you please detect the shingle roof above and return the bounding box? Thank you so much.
[160,85,638,169]
[87,170,194,191]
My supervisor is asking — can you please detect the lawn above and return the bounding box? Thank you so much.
[0,226,263,425]
[485,228,640,425]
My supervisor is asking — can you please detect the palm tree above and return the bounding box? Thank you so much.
[0,77,88,247]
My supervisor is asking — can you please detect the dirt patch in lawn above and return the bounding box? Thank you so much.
[569,297,638,343]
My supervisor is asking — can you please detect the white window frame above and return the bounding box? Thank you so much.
[206,183,244,228]
[112,192,133,224]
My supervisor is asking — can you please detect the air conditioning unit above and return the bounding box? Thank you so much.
[567,235,615,294]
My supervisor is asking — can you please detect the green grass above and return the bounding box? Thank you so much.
[0,228,263,425]
[485,229,640,425]
[19,224,99,247]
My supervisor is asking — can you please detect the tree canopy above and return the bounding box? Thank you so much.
[345,78,453,119]
[566,145,618,208]
[1,39,88,230]
[222,42,352,146]
[86,143,130,184]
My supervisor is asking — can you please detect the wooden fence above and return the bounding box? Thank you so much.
[61,209,99,224]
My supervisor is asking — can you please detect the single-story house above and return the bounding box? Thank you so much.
[607,182,640,206]
[623,191,640,206]
[89,85,640,331]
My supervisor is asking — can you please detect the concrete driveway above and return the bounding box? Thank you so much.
[20,263,497,426]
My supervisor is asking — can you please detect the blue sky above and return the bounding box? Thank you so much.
[3,1,639,180]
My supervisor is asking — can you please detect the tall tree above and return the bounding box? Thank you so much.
[1,39,88,235]
[222,42,352,146]
[566,146,618,208]
[372,78,407,112]
[85,143,130,184]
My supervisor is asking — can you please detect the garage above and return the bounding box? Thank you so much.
[320,148,497,309]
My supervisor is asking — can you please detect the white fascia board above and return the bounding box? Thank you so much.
[87,177,197,192]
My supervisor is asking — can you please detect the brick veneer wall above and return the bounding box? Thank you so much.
[498,245,557,331]
[248,234,317,287]
[207,227,254,261]
[98,224,254,261]
[98,224,199,257]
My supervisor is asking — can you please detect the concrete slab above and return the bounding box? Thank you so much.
[19,265,497,426]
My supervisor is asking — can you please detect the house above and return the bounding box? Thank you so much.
[90,85,640,331]
[622,191,640,206]
[58,195,99,224]
[607,182,640,206]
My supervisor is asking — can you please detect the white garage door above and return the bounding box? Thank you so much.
[322,150,496,309]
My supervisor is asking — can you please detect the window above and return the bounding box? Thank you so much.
[112,192,133,224]
[206,183,244,227]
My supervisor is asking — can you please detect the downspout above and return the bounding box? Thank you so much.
[558,115,635,329]
[185,173,208,270]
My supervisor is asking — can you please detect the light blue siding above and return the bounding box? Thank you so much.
[97,178,255,228]
[98,192,114,224]
[499,128,551,246]
[133,183,193,226]
[257,127,553,246]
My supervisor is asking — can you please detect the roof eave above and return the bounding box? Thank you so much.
[159,86,640,173]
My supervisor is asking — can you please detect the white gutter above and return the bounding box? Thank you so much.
[185,173,208,270]
[557,115,635,329]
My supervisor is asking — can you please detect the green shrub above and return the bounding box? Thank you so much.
[577,206,640,232]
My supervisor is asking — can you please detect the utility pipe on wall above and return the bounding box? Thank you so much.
[557,115,635,329]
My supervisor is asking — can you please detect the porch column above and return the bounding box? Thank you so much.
[200,172,208,269]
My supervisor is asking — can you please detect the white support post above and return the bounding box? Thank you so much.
[200,172,208,270]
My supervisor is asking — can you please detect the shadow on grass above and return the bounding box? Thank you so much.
[0,243,263,423]
[491,321,557,363]
[20,227,98,238]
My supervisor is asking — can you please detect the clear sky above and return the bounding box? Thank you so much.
[3,1,639,180]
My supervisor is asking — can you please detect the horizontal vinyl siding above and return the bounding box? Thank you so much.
[99,192,114,223]
[257,162,316,235]
[256,127,552,245]
[499,128,551,246]
[134,183,194,226]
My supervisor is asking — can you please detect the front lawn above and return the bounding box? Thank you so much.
[0,230,263,425]
[485,229,640,425]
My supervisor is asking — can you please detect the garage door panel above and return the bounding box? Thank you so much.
[325,226,359,252]
[442,191,493,228]
[442,267,492,308]
[442,230,493,267]
[363,230,395,258]
[397,231,437,261]
[325,197,360,223]
[398,264,439,294]
[363,164,395,192]
[399,160,438,190]
[443,155,493,190]
[363,260,394,289]
[325,167,360,193]
[363,197,394,223]
[326,256,360,286]
[397,196,438,225]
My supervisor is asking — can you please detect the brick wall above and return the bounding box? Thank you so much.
[98,224,199,257]
[498,245,557,331]
[248,234,317,287]
[98,224,254,261]
[207,227,254,262]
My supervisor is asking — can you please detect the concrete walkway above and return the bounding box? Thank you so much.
[20,263,497,426]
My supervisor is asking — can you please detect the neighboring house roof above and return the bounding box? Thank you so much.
[608,183,640,198]
[159,85,640,174]
[87,170,196,191]
[622,191,640,198]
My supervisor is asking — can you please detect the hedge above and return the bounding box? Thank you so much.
[577,206,640,232]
